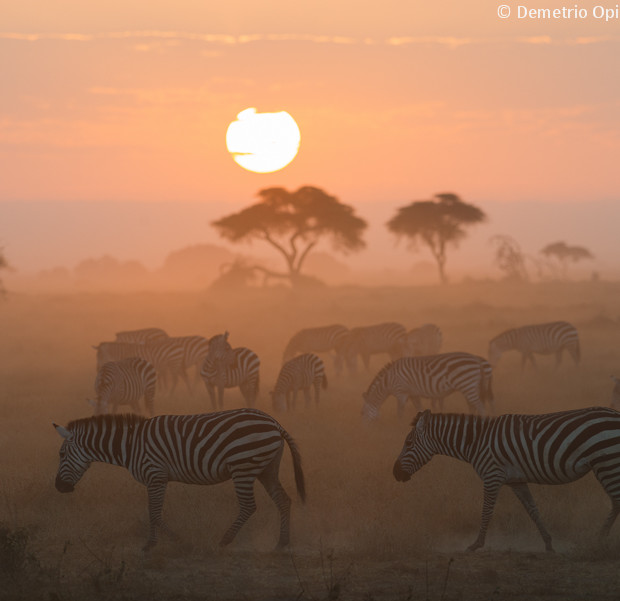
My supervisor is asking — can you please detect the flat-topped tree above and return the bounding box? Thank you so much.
[211,186,367,286]
[387,193,487,284]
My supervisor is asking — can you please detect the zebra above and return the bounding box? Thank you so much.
[271,353,327,412]
[402,324,442,356]
[168,335,210,388]
[201,333,260,409]
[53,409,305,550]
[94,340,189,393]
[282,324,349,370]
[89,357,157,416]
[115,327,169,344]
[335,322,407,375]
[362,352,494,420]
[488,321,580,371]
[612,376,620,410]
[393,407,620,552]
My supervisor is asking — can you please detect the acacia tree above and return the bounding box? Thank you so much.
[386,193,487,283]
[540,241,594,279]
[211,186,367,286]
[489,235,528,282]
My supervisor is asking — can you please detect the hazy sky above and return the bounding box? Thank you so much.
[1,1,619,277]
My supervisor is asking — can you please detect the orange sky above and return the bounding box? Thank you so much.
[1,1,619,277]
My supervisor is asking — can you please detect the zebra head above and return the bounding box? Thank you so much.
[487,339,503,367]
[53,423,91,493]
[393,410,435,482]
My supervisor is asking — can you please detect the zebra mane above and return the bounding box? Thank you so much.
[66,413,147,432]
[410,411,493,429]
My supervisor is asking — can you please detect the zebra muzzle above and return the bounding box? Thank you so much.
[392,462,412,482]
[55,476,75,493]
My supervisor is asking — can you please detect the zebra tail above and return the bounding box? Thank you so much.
[282,430,306,503]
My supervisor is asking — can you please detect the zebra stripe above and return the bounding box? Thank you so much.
[335,322,407,374]
[362,352,494,419]
[402,324,442,357]
[282,324,349,364]
[115,328,169,344]
[201,346,261,409]
[393,407,620,551]
[94,340,189,393]
[53,409,305,550]
[488,320,580,370]
[272,353,328,412]
[91,357,157,416]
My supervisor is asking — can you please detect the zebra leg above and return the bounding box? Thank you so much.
[257,447,292,549]
[219,473,257,546]
[508,483,553,552]
[302,387,311,408]
[592,463,620,537]
[313,381,320,407]
[204,382,218,410]
[217,385,225,410]
[554,349,563,370]
[144,478,169,551]
[467,481,502,552]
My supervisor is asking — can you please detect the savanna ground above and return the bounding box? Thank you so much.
[1,281,620,600]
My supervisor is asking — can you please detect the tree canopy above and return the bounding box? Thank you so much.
[540,241,594,279]
[386,193,486,283]
[211,186,367,284]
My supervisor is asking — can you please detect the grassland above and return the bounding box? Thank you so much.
[1,281,619,600]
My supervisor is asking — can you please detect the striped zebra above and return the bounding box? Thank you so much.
[201,333,260,409]
[89,357,157,416]
[362,352,494,419]
[393,407,620,552]
[94,340,189,393]
[282,325,349,368]
[272,353,327,412]
[488,321,580,370]
[53,409,305,550]
[402,324,442,356]
[115,328,169,344]
[335,322,407,375]
[169,335,210,387]
[612,376,620,410]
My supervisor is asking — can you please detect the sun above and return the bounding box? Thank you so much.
[226,108,301,173]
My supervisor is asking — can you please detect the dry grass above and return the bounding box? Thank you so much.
[1,281,620,599]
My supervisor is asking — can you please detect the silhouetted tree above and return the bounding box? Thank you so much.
[386,193,487,283]
[211,186,367,286]
[540,241,594,279]
[489,235,528,282]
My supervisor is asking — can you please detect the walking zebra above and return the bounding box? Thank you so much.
[488,321,580,370]
[335,322,407,375]
[362,352,494,419]
[402,324,442,356]
[115,327,169,344]
[272,353,327,412]
[282,325,349,367]
[89,357,157,416]
[53,409,305,550]
[94,340,189,393]
[393,407,620,552]
[201,333,260,409]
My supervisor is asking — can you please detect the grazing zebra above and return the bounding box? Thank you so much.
[403,324,442,356]
[282,325,349,369]
[201,334,260,409]
[272,353,327,412]
[89,357,157,416]
[362,352,494,419]
[393,407,620,552]
[488,321,580,370]
[115,327,169,344]
[612,376,620,410]
[94,340,189,393]
[53,409,305,550]
[335,322,407,375]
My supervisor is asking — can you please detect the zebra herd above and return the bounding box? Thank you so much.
[53,318,620,552]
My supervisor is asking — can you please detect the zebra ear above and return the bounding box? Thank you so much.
[415,410,431,433]
[53,423,73,440]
